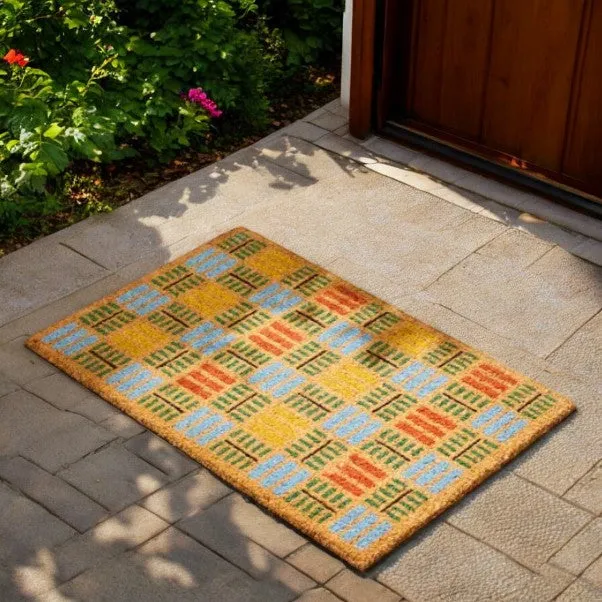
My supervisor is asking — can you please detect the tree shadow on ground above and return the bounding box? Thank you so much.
[0,129,367,601]
[0,405,312,601]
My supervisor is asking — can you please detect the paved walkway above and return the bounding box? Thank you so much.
[0,100,601,602]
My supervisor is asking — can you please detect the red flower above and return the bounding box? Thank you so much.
[3,49,29,67]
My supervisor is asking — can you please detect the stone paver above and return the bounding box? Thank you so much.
[284,121,330,142]
[564,461,602,515]
[49,505,170,583]
[453,173,534,210]
[583,555,602,589]
[0,456,107,532]
[308,111,348,132]
[314,133,378,164]
[368,161,444,192]
[0,237,108,327]
[285,544,344,584]
[555,579,602,601]
[0,390,115,473]
[517,195,602,242]
[447,472,591,568]
[0,102,600,601]
[68,394,124,424]
[59,527,300,602]
[375,523,571,602]
[177,498,313,592]
[549,518,602,575]
[362,135,420,164]
[424,245,602,357]
[512,373,602,495]
[341,211,505,294]
[24,372,90,411]
[571,237,602,265]
[408,154,470,184]
[326,569,401,602]
[0,374,19,397]
[0,482,75,564]
[0,569,30,602]
[430,184,494,214]
[125,431,198,479]
[255,134,369,183]
[178,493,306,559]
[295,588,344,602]
[141,469,231,523]
[548,310,602,387]
[475,228,553,267]
[98,411,146,438]
[322,98,348,118]
[60,213,186,272]
[57,444,169,511]
[0,336,56,385]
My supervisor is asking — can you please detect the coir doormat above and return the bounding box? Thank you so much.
[27,227,575,569]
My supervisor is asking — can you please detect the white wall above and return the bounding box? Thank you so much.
[341,0,353,109]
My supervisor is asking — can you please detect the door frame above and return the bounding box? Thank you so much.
[348,0,602,217]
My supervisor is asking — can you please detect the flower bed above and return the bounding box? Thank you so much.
[0,1,342,245]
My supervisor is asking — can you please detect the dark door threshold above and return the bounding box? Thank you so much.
[380,122,602,221]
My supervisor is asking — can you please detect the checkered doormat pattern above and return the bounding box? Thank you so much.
[27,227,575,569]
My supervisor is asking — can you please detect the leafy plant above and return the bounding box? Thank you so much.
[0,0,343,234]
[257,0,344,65]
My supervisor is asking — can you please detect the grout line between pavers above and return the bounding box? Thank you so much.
[283,554,346,586]
[0,271,120,335]
[21,380,105,421]
[170,519,286,583]
[133,467,231,522]
[122,434,195,479]
[423,298,540,361]
[543,306,602,361]
[445,522,541,576]
[521,245,558,270]
[55,512,174,591]
[550,576,582,601]
[0,466,82,535]
[325,572,406,602]
[422,226,509,291]
[511,471,598,512]
[546,515,601,570]
[58,242,110,271]
[16,454,115,517]
[299,585,346,602]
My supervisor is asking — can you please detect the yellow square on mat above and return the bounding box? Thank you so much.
[245,245,307,279]
[180,281,241,317]
[318,360,381,399]
[108,321,172,360]
[244,404,312,448]
[26,227,575,570]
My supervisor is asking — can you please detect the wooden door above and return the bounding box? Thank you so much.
[380,0,602,200]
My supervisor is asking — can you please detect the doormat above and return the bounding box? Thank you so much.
[26,227,575,570]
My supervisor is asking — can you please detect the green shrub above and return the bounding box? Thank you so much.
[257,0,344,66]
[0,0,343,234]
[0,0,272,232]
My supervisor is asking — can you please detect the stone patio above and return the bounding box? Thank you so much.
[0,99,600,602]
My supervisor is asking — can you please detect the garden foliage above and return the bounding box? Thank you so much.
[257,0,345,65]
[0,0,343,233]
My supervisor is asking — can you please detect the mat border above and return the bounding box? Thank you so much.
[26,226,576,570]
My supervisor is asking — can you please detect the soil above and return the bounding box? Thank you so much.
[0,65,339,258]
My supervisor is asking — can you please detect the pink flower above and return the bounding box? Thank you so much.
[184,87,222,118]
